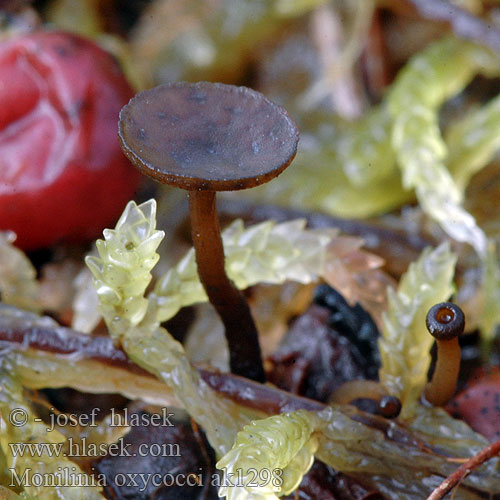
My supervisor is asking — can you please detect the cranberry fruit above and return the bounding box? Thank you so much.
[0,31,141,249]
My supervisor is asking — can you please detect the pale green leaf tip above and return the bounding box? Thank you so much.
[86,198,164,327]
[216,410,319,500]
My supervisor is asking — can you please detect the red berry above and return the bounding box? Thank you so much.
[0,31,141,250]
[447,367,500,442]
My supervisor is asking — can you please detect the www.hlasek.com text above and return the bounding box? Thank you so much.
[9,437,181,459]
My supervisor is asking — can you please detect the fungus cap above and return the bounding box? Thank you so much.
[426,302,465,341]
[118,81,299,191]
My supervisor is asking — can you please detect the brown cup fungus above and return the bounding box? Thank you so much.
[118,81,299,383]
[329,380,402,418]
[424,302,465,407]
[378,395,402,419]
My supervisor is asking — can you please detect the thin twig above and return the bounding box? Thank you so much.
[426,437,500,500]
[406,0,500,53]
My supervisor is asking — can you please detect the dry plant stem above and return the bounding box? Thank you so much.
[305,3,365,117]
[424,339,461,407]
[361,9,389,102]
[188,189,265,383]
[406,0,500,53]
[426,437,500,500]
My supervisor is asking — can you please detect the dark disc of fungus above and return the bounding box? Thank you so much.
[425,302,465,341]
[118,82,299,191]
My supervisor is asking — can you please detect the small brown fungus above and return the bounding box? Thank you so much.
[118,81,299,383]
[424,302,465,407]
[378,395,402,419]
[329,380,402,419]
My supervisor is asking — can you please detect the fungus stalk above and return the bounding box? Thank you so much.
[329,380,401,418]
[425,340,461,406]
[329,380,387,405]
[424,302,464,407]
[189,189,263,382]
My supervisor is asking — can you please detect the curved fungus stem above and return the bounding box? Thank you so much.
[189,190,265,382]
[329,380,401,418]
[424,302,465,407]
[330,380,387,404]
